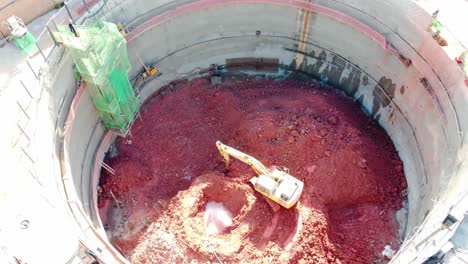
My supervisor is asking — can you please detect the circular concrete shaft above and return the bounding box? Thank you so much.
[6,0,466,263]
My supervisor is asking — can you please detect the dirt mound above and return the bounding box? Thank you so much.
[99,78,406,263]
[128,172,336,263]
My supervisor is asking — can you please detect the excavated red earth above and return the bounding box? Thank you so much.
[98,78,406,263]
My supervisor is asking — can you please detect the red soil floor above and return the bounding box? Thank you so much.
[98,77,407,263]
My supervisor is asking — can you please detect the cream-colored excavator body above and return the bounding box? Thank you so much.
[216,141,304,209]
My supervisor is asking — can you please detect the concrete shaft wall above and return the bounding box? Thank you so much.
[54,0,468,263]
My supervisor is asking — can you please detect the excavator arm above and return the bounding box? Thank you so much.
[216,141,271,177]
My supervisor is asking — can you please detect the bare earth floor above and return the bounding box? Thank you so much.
[98,78,406,263]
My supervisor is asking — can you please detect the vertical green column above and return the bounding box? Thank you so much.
[53,21,139,134]
[13,32,38,56]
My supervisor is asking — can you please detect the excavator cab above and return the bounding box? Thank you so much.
[216,141,304,209]
[250,175,276,196]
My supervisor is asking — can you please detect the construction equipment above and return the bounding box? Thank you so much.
[53,21,140,134]
[132,65,160,95]
[216,141,304,209]
[117,22,126,37]
[142,65,158,78]
[5,16,27,37]
[4,16,38,56]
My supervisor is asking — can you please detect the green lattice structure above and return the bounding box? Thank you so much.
[54,21,139,133]
[13,32,38,56]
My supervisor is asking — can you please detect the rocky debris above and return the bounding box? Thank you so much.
[357,159,367,169]
[306,165,317,175]
[327,116,338,125]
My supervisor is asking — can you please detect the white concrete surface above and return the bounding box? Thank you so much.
[0,2,123,263]
[1,0,467,263]
[0,9,80,264]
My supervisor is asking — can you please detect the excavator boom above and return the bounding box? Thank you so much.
[216,141,270,176]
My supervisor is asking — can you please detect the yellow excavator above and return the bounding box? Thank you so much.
[216,141,304,209]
